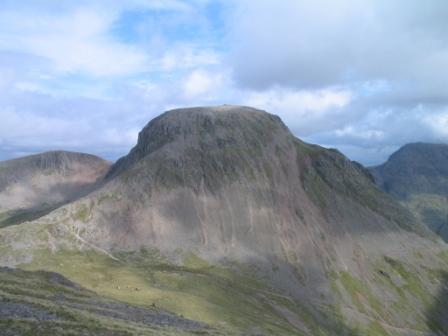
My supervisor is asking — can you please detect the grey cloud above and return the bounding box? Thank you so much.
[224,0,448,165]
[228,0,448,93]
[306,104,448,165]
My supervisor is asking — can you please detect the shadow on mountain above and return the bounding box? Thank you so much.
[425,270,448,335]
[0,177,107,229]
[0,204,62,229]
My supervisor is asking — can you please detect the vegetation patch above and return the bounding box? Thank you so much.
[72,203,93,223]
[364,321,389,336]
[383,256,432,306]
[20,249,307,335]
[437,250,448,264]
[0,266,212,336]
[337,271,386,320]
[97,193,120,205]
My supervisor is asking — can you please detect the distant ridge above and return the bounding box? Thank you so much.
[0,150,110,227]
[370,142,448,240]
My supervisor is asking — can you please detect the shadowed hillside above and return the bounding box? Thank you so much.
[0,151,110,228]
[370,143,448,241]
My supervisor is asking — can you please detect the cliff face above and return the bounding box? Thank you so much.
[0,151,110,227]
[370,143,448,240]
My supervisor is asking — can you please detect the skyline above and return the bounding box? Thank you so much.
[0,0,447,165]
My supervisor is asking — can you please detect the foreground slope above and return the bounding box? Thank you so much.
[370,143,448,241]
[0,151,110,228]
[1,106,448,335]
[0,267,213,336]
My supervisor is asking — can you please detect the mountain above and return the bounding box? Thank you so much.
[0,151,110,228]
[1,106,448,335]
[370,143,448,241]
[69,106,428,254]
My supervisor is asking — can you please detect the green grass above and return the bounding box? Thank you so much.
[364,321,389,336]
[371,255,448,333]
[334,261,443,335]
[0,267,211,336]
[20,249,307,335]
[182,252,210,269]
[22,248,424,335]
[97,193,121,205]
[383,256,432,306]
[71,202,93,223]
[15,246,441,335]
[437,250,448,264]
[338,271,385,319]
[5,227,442,336]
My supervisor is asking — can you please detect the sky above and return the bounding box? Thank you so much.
[0,0,447,166]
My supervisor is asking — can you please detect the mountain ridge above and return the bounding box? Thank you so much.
[0,150,110,228]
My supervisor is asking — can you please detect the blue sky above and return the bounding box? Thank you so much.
[0,0,447,165]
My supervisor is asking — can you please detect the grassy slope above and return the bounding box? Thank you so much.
[11,246,448,336]
[0,267,214,336]
[331,256,447,335]
[1,216,447,335]
[0,220,357,335]
[20,249,309,335]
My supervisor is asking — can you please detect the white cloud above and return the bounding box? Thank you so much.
[0,96,144,161]
[423,111,448,138]
[14,81,46,93]
[0,1,225,161]
[334,126,384,141]
[244,88,353,135]
[0,9,147,77]
[183,69,225,98]
[245,88,351,113]
[158,47,220,71]
[0,0,447,166]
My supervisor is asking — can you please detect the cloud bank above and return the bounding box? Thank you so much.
[0,0,447,165]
